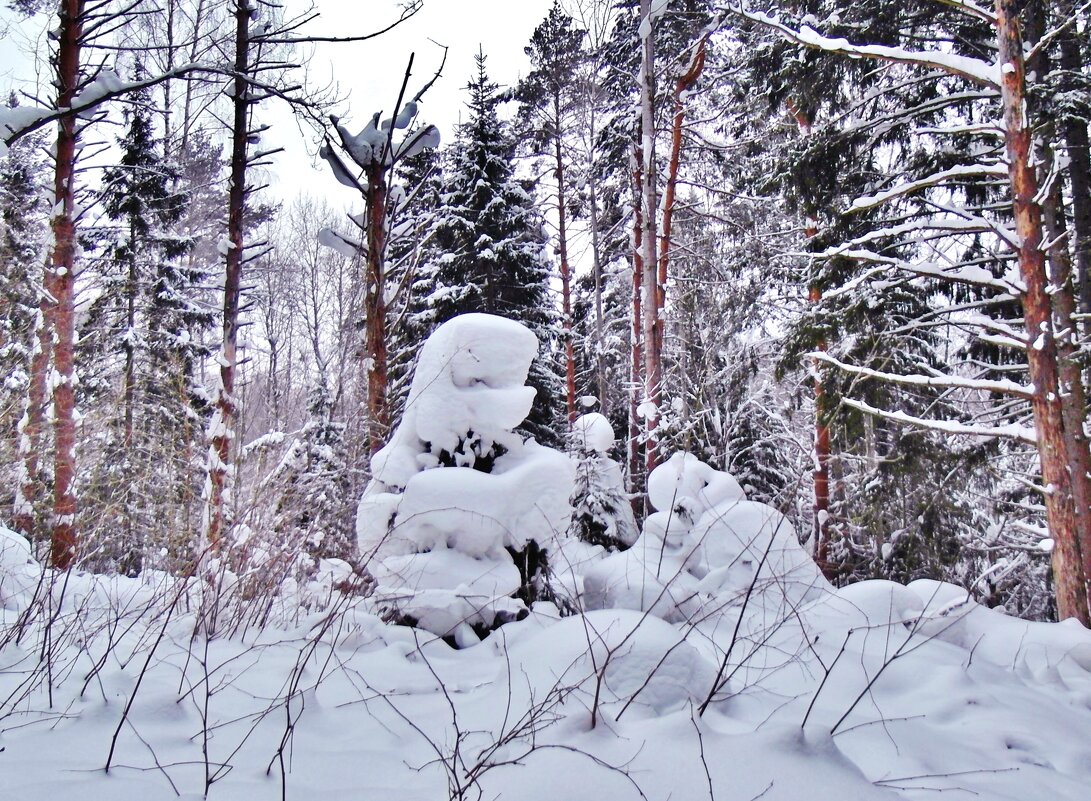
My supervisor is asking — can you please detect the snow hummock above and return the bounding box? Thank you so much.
[571,412,615,453]
[3,474,1091,801]
[584,453,829,621]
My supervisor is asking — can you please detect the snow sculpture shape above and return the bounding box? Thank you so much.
[357,313,575,646]
[584,452,830,621]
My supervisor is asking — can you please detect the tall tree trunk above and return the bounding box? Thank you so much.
[554,100,577,424]
[205,0,250,550]
[997,0,1089,623]
[364,159,389,454]
[1029,0,1091,612]
[658,35,707,354]
[1053,0,1091,318]
[786,96,835,578]
[1042,155,1091,616]
[124,218,137,449]
[45,0,84,569]
[809,279,834,577]
[588,155,607,416]
[629,139,644,512]
[639,0,661,478]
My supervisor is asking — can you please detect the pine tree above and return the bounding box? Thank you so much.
[420,50,563,446]
[518,1,587,423]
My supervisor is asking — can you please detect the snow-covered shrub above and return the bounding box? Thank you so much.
[357,313,575,645]
[567,413,637,550]
[0,525,40,611]
[584,452,830,621]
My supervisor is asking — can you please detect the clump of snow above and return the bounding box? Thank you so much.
[908,579,1091,678]
[646,451,745,516]
[571,412,615,453]
[358,314,574,643]
[0,525,41,611]
[367,313,539,492]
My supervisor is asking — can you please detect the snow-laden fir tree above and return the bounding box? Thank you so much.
[272,376,354,562]
[77,88,200,573]
[387,145,445,423]
[567,413,637,550]
[417,49,563,447]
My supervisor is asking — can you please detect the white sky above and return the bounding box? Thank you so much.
[0,0,555,201]
[266,0,555,202]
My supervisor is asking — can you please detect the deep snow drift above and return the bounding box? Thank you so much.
[2,313,1090,801]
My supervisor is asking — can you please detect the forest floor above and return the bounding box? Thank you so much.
[2,527,1090,801]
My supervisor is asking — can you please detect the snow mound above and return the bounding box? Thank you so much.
[908,579,1091,680]
[392,441,573,558]
[647,451,745,515]
[0,526,40,611]
[571,412,615,453]
[368,313,538,491]
[505,609,719,718]
[584,453,829,620]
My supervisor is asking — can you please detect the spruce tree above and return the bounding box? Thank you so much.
[420,50,563,446]
[79,90,199,573]
[272,376,354,562]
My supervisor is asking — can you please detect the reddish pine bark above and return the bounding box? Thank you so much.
[808,281,834,578]
[206,0,251,549]
[45,0,84,569]
[14,306,51,539]
[997,0,1089,623]
[1054,0,1091,319]
[364,159,389,454]
[657,36,707,354]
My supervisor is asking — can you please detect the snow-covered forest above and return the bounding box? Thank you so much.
[1,1,1091,799]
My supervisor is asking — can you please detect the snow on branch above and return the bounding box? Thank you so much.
[847,164,1009,213]
[728,6,1000,87]
[843,398,1037,443]
[825,249,1022,294]
[818,216,1016,256]
[931,0,997,24]
[811,351,1033,398]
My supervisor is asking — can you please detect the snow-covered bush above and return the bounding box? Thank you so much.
[567,413,637,550]
[0,525,40,611]
[583,452,830,621]
[357,313,575,645]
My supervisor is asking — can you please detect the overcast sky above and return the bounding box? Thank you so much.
[0,0,556,200]
[267,0,556,202]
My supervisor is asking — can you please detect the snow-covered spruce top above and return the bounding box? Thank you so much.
[369,313,539,491]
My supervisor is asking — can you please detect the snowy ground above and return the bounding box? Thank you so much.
[2,545,1090,801]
